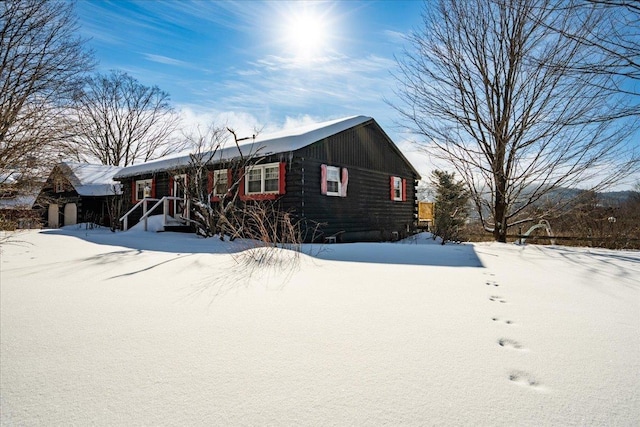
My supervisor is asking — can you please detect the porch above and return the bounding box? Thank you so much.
[120,196,192,232]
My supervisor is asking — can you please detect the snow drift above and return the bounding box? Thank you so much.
[1,227,638,425]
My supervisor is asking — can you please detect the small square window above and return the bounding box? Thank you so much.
[135,179,153,201]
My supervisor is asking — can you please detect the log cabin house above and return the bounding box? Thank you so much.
[114,116,421,242]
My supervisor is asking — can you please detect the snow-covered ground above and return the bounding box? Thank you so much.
[1,223,639,426]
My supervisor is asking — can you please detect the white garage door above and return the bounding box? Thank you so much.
[63,203,77,226]
[48,204,59,228]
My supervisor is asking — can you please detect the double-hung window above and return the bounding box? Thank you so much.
[244,162,284,198]
[246,163,280,194]
[326,166,341,196]
[212,169,228,197]
[390,176,407,202]
[321,164,348,197]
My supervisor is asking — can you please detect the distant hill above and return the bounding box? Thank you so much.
[464,187,637,221]
[598,191,636,206]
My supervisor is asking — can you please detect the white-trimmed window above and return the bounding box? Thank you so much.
[246,163,280,194]
[212,169,228,197]
[390,176,407,202]
[54,179,64,193]
[326,166,341,196]
[392,177,402,201]
[135,179,153,201]
[321,164,348,197]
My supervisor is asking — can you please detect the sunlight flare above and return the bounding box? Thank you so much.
[280,6,333,64]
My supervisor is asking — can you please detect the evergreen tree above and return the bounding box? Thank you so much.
[431,170,470,244]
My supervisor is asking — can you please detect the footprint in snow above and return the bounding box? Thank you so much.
[492,317,514,325]
[486,280,499,287]
[498,338,526,350]
[509,371,541,389]
[489,295,507,303]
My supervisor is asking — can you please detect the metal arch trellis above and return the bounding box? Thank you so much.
[520,220,556,245]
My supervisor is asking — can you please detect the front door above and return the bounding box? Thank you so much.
[173,174,188,219]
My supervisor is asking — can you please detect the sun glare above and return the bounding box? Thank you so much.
[289,14,324,54]
[282,7,332,64]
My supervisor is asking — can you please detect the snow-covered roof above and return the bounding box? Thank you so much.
[59,162,123,196]
[114,116,373,179]
[0,191,38,209]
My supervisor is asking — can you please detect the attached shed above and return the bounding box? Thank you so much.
[115,116,421,242]
[37,162,123,228]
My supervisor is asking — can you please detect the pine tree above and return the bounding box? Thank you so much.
[431,170,470,244]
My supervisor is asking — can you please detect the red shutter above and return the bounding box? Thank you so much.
[207,171,213,195]
[390,176,395,201]
[279,162,286,194]
[320,164,328,195]
[169,176,174,196]
[239,168,247,201]
[340,168,348,197]
[402,178,407,202]
[151,179,156,198]
[131,181,136,204]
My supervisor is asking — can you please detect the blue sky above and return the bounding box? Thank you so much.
[75,1,425,148]
[74,0,638,188]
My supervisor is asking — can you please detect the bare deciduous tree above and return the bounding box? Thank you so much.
[182,124,238,238]
[70,70,182,167]
[570,1,640,85]
[393,0,639,242]
[0,0,93,183]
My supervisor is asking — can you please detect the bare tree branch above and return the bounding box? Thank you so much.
[0,0,93,183]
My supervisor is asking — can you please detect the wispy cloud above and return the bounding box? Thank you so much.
[211,50,399,124]
[383,29,409,43]
[142,54,192,68]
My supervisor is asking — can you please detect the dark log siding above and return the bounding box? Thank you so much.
[288,159,416,242]
[296,120,416,177]
[287,119,419,242]
[117,119,419,242]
